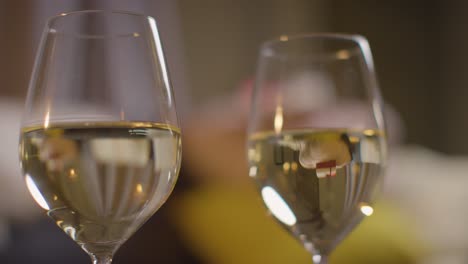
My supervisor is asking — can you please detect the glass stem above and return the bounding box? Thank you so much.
[312,254,328,264]
[91,255,112,264]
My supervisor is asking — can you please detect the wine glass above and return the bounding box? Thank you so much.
[19,10,181,264]
[247,34,386,263]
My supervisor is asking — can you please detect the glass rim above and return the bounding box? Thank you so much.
[45,10,153,39]
[261,33,369,49]
[47,9,149,22]
[259,33,375,65]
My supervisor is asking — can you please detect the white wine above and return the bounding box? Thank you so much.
[248,129,385,255]
[20,122,181,255]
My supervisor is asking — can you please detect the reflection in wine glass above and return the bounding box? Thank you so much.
[19,11,182,264]
[248,34,386,263]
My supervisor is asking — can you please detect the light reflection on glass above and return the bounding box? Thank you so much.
[148,17,172,105]
[44,110,50,128]
[25,174,49,210]
[274,105,283,134]
[64,226,76,240]
[261,186,296,226]
[249,166,257,177]
[360,204,374,216]
[313,255,323,263]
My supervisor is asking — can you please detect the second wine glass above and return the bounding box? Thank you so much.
[247,34,386,263]
[19,10,181,264]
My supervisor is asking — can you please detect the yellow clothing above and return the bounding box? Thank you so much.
[172,184,425,264]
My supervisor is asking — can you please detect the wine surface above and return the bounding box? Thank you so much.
[20,122,181,254]
[248,128,385,254]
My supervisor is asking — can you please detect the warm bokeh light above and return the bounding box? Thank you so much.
[336,49,350,59]
[291,162,298,172]
[136,183,143,194]
[69,168,77,179]
[274,105,283,134]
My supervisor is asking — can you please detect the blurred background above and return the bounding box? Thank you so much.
[1,0,468,263]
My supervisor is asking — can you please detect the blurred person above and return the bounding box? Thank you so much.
[172,74,427,264]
